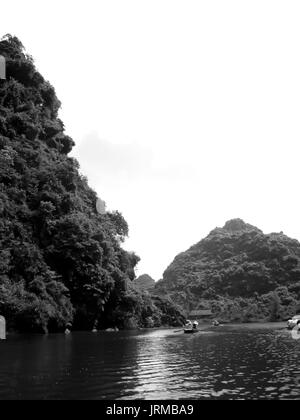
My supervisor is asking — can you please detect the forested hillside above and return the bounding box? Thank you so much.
[133,274,155,292]
[155,219,300,322]
[0,35,185,332]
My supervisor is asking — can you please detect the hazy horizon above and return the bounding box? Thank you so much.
[2,0,300,279]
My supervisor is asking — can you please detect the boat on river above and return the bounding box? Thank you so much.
[184,319,199,334]
[184,328,199,334]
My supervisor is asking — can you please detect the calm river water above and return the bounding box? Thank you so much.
[0,324,299,400]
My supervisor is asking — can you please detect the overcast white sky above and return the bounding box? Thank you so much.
[2,1,300,279]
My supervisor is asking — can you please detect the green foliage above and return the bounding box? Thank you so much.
[133,274,155,292]
[0,35,184,332]
[155,219,300,322]
[105,281,185,329]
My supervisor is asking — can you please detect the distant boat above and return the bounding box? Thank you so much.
[184,328,199,334]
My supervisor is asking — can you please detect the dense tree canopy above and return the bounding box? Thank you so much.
[155,219,300,322]
[0,35,185,332]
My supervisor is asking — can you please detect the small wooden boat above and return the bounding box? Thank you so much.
[184,328,199,334]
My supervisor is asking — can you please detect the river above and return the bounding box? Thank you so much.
[0,323,299,400]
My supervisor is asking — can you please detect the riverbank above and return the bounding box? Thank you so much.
[2,321,290,338]
[200,321,287,332]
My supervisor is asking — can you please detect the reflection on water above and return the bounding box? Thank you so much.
[0,326,299,400]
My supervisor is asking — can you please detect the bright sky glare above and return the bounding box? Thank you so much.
[2,0,300,279]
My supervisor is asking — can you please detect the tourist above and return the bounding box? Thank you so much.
[185,320,192,329]
[65,323,72,335]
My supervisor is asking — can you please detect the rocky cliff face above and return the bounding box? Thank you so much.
[154,219,300,322]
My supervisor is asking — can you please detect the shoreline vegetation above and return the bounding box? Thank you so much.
[3,321,289,337]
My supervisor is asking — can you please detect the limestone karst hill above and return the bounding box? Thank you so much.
[154,219,300,322]
[133,274,155,292]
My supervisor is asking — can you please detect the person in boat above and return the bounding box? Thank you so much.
[65,322,72,335]
[92,320,98,333]
[185,319,192,328]
[192,321,199,330]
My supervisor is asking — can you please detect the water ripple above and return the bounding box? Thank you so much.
[0,327,299,399]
